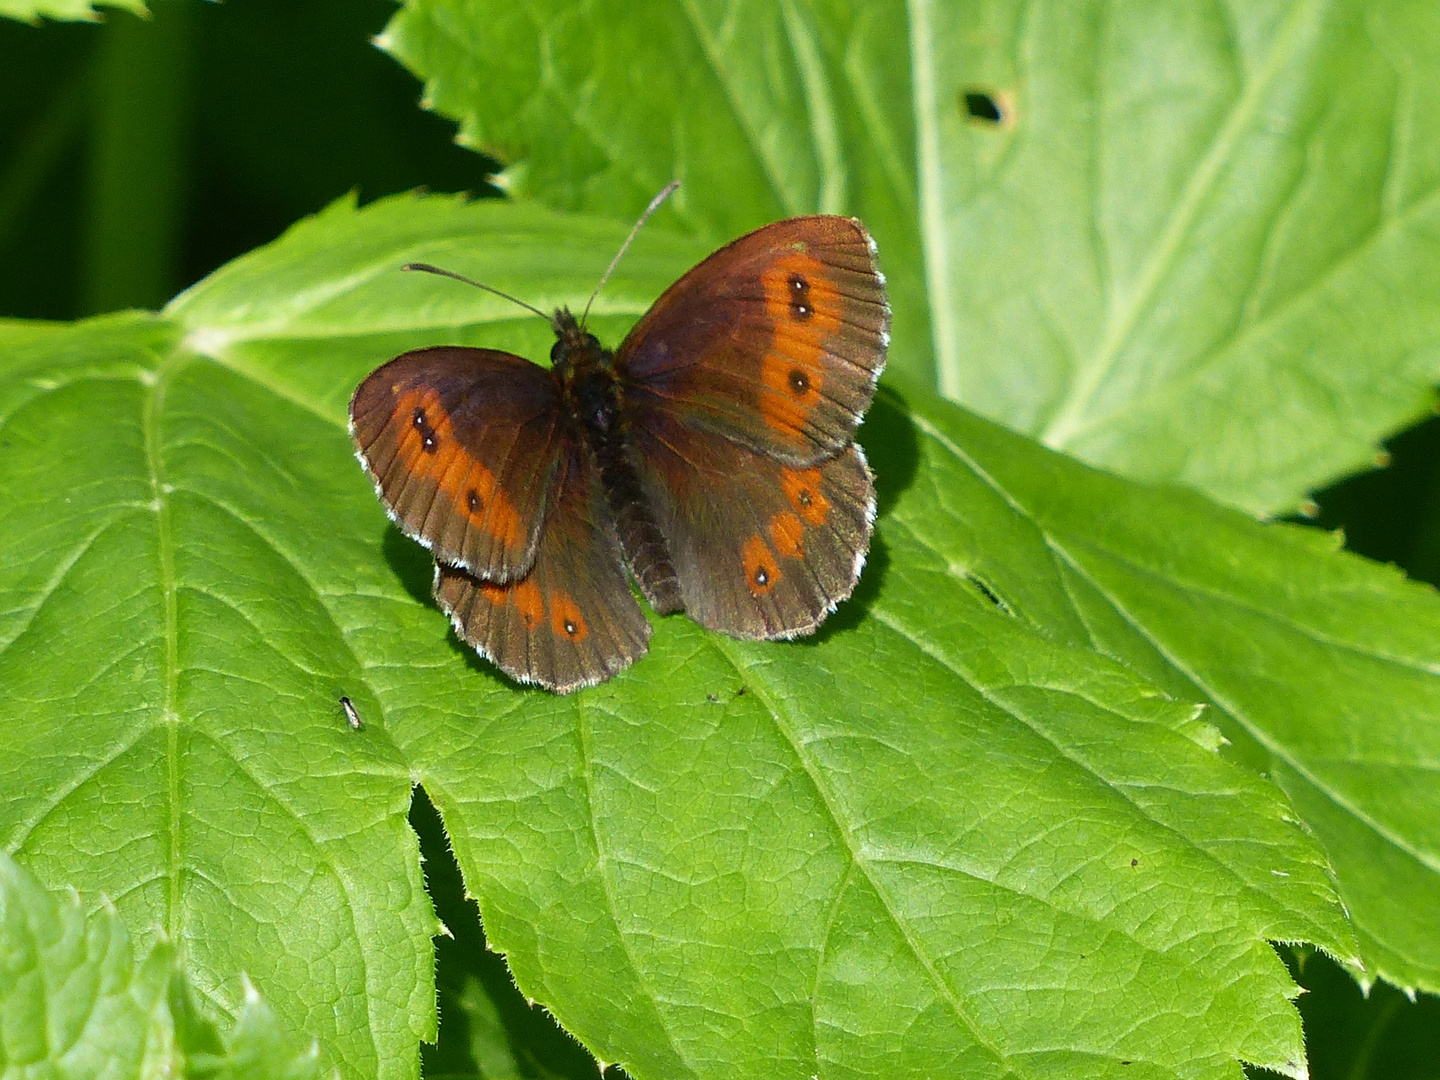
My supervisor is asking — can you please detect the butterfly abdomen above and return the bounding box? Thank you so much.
[592,423,683,615]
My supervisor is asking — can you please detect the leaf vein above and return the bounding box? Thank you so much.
[707,636,1017,1074]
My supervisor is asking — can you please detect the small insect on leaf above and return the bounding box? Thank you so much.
[339,695,363,731]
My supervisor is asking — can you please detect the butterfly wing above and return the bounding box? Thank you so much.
[350,346,565,581]
[433,442,650,693]
[628,406,874,639]
[617,216,888,467]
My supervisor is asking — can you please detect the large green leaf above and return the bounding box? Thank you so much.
[15,191,1440,1078]
[0,848,332,1079]
[0,306,439,1079]
[893,379,1440,997]
[380,0,1440,516]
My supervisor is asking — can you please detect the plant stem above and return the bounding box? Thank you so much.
[0,68,88,257]
[83,0,196,314]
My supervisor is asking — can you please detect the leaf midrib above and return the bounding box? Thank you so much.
[1039,0,1328,449]
[707,635,1017,1077]
[141,350,184,944]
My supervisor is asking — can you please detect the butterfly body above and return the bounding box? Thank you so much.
[549,308,685,615]
[351,215,889,692]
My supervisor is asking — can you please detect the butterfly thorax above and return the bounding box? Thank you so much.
[550,308,622,437]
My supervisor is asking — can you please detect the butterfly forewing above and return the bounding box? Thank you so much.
[349,347,564,581]
[628,407,875,639]
[618,216,888,467]
[433,443,650,693]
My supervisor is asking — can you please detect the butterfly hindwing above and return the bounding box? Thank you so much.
[349,346,565,581]
[433,443,650,693]
[629,408,875,639]
[618,216,888,467]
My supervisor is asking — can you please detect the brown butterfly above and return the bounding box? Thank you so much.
[350,189,889,692]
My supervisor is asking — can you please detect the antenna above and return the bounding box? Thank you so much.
[580,180,681,329]
[401,262,554,326]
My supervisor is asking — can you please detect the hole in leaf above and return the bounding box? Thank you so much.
[961,88,1005,125]
[966,574,1014,616]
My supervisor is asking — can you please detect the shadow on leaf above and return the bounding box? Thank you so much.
[860,385,921,519]
[383,524,436,607]
[800,385,918,643]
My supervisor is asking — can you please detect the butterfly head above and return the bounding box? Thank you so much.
[549,306,621,436]
[550,307,607,372]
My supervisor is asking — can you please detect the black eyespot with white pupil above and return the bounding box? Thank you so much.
[412,406,438,453]
[467,489,482,513]
[754,567,769,586]
[788,369,810,394]
[788,273,812,321]
[564,619,578,636]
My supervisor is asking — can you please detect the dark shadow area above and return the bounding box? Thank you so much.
[0,20,94,319]
[382,524,438,608]
[858,384,922,520]
[1304,413,1440,587]
[1245,948,1440,1080]
[0,0,497,320]
[410,784,605,1080]
[182,0,498,294]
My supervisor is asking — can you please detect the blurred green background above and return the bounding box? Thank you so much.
[2,1,1437,1076]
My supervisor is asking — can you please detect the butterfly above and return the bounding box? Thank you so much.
[349,194,889,693]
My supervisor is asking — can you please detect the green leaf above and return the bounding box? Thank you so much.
[13,191,1429,1079]
[893,379,1440,998]
[450,977,528,1080]
[379,0,1440,515]
[0,848,332,1079]
[0,0,146,23]
[0,846,171,1076]
[0,306,439,1080]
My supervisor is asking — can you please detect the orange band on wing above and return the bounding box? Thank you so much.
[393,387,524,547]
[479,576,544,630]
[743,534,782,596]
[759,253,842,439]
[781,467,829,527]
[512,579,545,629]
[769,510,805,559]
[549,590,590,642]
